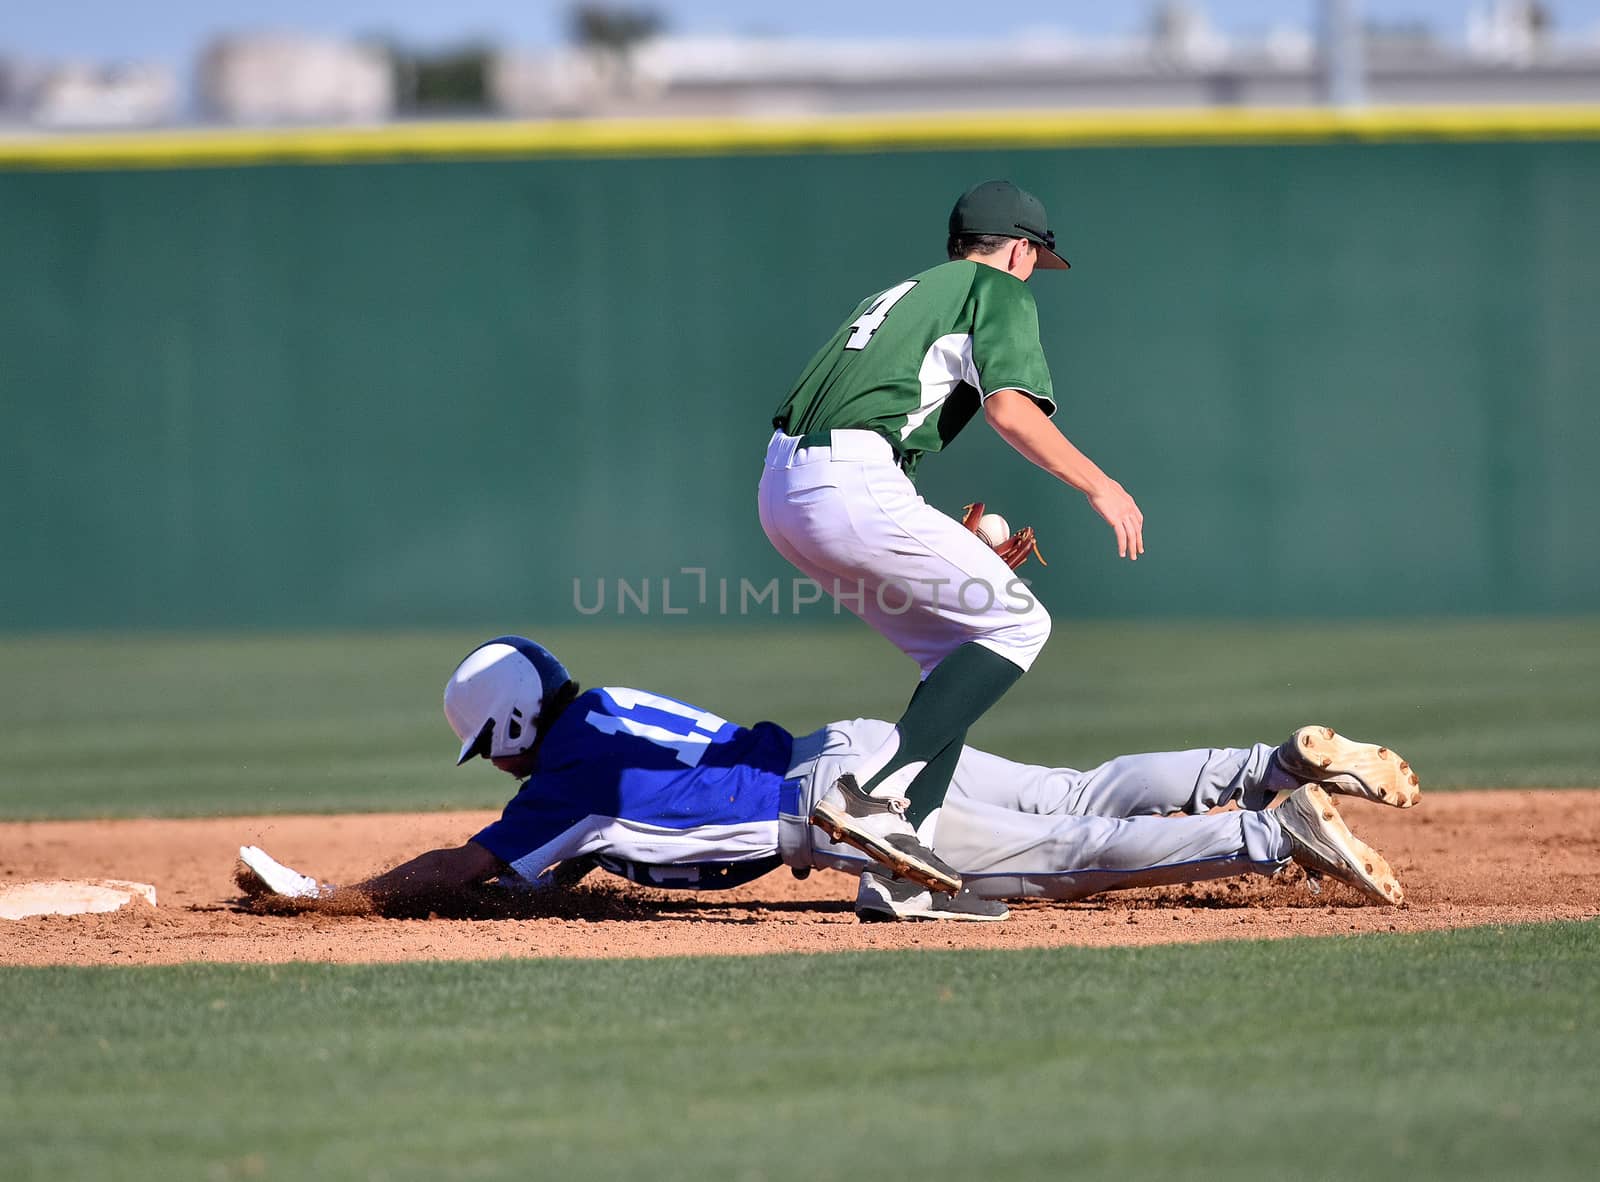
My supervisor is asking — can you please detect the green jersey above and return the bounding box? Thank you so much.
[772,260,1056,474]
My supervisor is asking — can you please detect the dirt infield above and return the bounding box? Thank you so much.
[3,790,1597,966]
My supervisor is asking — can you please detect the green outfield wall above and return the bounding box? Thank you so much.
[2,115,1598,629]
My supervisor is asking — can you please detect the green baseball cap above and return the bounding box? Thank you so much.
[949,179,1070,270]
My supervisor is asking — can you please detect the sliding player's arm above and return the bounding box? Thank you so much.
[354,841,505,903]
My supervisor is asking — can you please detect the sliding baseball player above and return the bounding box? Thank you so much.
[240,637,1419,921]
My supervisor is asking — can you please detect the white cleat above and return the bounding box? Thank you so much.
[1277,725,1422,808]
[237,845,321,900]
[1276,785,1404,906]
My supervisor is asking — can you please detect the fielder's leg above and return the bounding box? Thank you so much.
[855,642,1023,820]
[811,642,1035,891]
[760,432,1050,891]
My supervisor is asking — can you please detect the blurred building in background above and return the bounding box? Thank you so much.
[493,1,1600,118]
[493,31,1600,118]
[198,34,395,124]
[1,1,1597,129]
[0,58,179,128]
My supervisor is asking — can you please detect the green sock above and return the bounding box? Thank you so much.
[859,642,1024,813]
[903,732,966,828]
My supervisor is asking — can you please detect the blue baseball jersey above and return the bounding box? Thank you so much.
[471,687,795,888]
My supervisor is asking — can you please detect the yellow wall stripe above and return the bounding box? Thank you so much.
[5,105,1600,170]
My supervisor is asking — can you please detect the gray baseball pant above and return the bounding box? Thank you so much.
[778,718,1298,901]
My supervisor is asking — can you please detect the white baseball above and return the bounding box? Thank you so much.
[976,513,1010,546]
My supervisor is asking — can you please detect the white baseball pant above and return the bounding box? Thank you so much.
[758,429,1051,676]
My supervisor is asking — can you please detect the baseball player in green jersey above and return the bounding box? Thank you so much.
[760,179,1146,895]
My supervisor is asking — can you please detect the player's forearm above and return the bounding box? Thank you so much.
[984,389,1113,496]
[356,843,502,902]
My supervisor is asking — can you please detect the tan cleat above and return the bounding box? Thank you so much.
[1277,725,1422,808]
[1276,785,1404,905]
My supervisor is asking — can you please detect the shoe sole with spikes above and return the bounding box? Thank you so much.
[1277,785,1404,905]
[1279,725,1422,808]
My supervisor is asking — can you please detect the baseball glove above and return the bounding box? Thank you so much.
[961,501,1047,571]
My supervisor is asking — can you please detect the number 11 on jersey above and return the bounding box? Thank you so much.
[844,280,917,351]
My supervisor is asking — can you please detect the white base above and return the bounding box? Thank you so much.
[0,878,158,920]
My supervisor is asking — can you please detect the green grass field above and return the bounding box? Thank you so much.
[4,922,1598,1182]
[4,621,1597,1179]
[1,618,1597,818]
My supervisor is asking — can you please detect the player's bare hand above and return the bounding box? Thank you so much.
[1087,481,1145,560]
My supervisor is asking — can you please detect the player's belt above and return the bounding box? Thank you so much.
[794,428,910,470]
[779,724,834,818]
[596,855,782,891]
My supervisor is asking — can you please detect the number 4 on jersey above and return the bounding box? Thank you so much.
[844,280,917,351]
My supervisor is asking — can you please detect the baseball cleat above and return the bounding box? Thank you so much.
[855,867,1008,922]
[237,845,321,900]
[811,773,963,894]
[1276,785,1404,905]
[1277,725,1422,808]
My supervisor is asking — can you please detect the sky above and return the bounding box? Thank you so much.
[4,0,1600,65]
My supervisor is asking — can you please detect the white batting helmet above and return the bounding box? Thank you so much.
[443,636,572,765]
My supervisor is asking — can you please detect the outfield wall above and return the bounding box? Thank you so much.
[2,111,1598,629]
